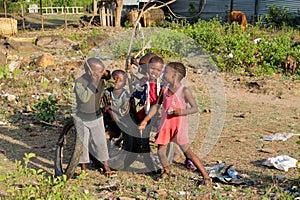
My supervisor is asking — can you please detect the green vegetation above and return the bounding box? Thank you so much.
[0,153,90,199]
[33,95,58,123]
[0,65,10,80]
[169,18,300,75]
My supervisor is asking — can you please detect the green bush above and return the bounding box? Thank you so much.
[0,65,10,80]
[168,17,300,75]
[33,95,58,123]
[263,5,300,28]
[0,153,90,199]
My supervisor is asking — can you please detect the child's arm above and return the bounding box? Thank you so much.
[138,86,165,130]
[138,104,159,130]
[75,81,95,103]
[173,87,199,116]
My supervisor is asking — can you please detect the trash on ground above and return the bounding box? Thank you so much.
[262,132,294,141]
[205,164,253,185]
[262,155,298,171]
[0,121,7,125]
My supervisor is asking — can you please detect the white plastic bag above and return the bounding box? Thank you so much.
[262,132,293,141]
[262,155,298,171]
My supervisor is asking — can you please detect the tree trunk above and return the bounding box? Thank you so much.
[21,4,25,30]
[40,0,44,31]
[93,0,97,15]
[115,0,123,27]
[47,0,52,6]
[4,0,7,18]
[64,0,67,30]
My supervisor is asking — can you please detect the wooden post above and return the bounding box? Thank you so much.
[21,4,25,30]
[64,0,67,30]
[101,4,106,26]
[4,0,7,18]
[115,0,123,27]
[40,0,44,31]
[93,0,97,15]
[254,0,258,25]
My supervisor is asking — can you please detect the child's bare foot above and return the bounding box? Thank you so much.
[202,178,211,186]
[155,171,170,181]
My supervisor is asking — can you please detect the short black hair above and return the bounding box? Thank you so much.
[112,69,126,80]
[84,57,104,73]
[167,62,186,79]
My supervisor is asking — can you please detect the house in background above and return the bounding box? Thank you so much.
[167,0,300,24]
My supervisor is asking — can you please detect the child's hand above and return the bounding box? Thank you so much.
[173,109,185,116]
[131,57,138,66]
[91,72,101,85]
[138,120,147,130]
[104,105,111,113]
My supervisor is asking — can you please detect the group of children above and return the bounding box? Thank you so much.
[73,54,211,185]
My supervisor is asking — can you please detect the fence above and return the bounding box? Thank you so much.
[28,7,84,15]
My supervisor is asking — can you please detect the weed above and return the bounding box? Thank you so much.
[40,76,50,89]
[0,65,10,79]
[91,27,100,36]
[124,20,131,29]
[1,153,90,199]
[33,94,58,123]
[68,33,80,41]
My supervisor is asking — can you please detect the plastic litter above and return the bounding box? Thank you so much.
[205,164,253,185]
[205,163,225,171]
[262,155,298,171]
[262,132,294,141]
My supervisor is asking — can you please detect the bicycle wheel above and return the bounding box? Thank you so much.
[54,118,83,179]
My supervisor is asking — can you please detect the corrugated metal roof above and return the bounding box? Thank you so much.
[166,0,300,24]
[266,0,300,13]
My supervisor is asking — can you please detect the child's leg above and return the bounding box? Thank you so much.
[157,144,170,174]
[180,145,211,185]
[140,137,158,172]
[173,145,184,163]
[143,153,158,172]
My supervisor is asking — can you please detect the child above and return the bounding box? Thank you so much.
[102,69,130,147]
[139,62,211,185]
[73,57,113,176]
[124,55,165,172]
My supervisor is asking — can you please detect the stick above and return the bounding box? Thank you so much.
[125,1,154,72]
[134,40,152,58]
[72,45,93,75]
[148,0,176,10]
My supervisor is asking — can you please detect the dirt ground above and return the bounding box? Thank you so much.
[0,26,299,199]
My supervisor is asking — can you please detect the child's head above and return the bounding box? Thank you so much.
[164,62,186,83]
[138,52,157,75]
[84,58,105,78]
[112,69,127,90]
[147,56,164,82]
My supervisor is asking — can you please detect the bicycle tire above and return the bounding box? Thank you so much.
[54,118,83,179]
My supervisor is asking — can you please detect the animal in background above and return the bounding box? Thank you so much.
[228,10,247,33]
[285,54,298,74]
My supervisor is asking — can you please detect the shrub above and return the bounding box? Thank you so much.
[1,153,90,199]
[33,95,58,123]
[264,5,300,28]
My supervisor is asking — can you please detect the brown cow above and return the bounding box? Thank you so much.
[228,11,247,33]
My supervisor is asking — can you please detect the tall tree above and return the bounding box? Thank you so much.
[115,0,123,27]
[93,0,97,15]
